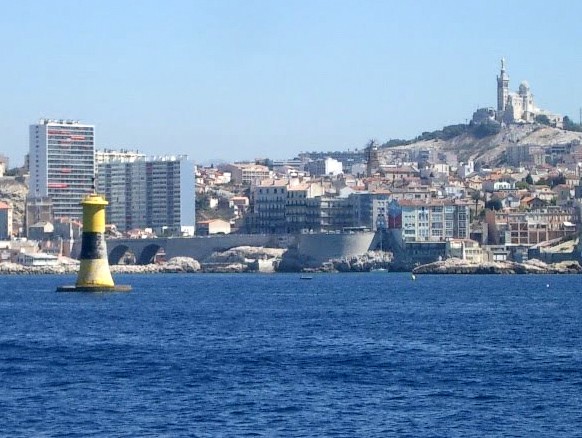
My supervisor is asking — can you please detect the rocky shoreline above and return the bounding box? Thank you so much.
[0,251,394,275]
[2,247,581,275]
[412,258,582,275]
[0,257,204,275]
[0,246,396,275]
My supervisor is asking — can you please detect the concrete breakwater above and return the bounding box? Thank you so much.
[413,258,582,275]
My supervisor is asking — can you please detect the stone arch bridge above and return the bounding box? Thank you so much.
[70,232,378,265]
[102,235,290,265]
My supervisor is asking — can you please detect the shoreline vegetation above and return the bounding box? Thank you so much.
[0,251,580,275]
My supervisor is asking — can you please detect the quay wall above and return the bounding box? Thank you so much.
[100,235,287,264]
[295,232,377,264]
[93,233,377,265]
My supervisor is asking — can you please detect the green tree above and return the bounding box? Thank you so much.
[535,114,551,126]
[525,173,534,185]
[549,173,566,187]
[382,139,409,148]
[472,122,501,138]
[564,115,582,132]
[515,181,529,189]
[441,124,469,140]
[485,198,503,211]
[471,191,481,216]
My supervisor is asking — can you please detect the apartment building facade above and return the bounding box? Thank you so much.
[486,206,579,245]
[225,163,271,185]
[29,119,95,220]
[95,149,146,167]
[97,155,195,235]
[398,200,470,243]
[250,179,288,233]
[305,157,343,177]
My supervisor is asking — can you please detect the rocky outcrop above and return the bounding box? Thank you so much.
[204,246,285,263]
[277,248,394,273]
[0,246,395,275]
[384,124,582,166]
[110,257,201,274]
[202,263,249,273]
[0,257,202,275]
[0,246,285,275]
[413,258,582,275]
[294,251,393,273]
[162,257,201,273]
[202,246,284,273]
[109,264,167,274]
[276,248,313,272]
[0,262,78,275]
[330,251,393,273]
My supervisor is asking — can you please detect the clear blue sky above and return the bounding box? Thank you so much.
[1,0,581,166]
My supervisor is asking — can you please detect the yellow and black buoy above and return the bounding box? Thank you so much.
[57,192,131,292]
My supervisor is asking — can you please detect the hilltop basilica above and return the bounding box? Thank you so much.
[473,59,562,127]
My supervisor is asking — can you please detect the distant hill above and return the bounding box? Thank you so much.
[381,123,582,165]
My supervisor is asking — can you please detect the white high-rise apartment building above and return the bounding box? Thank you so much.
[97,155,196,235]
[95,149,146,165]
[29,119,95,220]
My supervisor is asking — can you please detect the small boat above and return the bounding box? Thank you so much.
[370,268,388,273]
[300,275,313,280]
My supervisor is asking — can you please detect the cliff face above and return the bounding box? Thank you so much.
[383,124,582,165]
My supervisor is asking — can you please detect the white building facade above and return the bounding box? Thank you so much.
[399,200,470,242]
[97,155,196,235]
[29,119,95,220]
[496,59,562,126]
[95,149,146,166]
[305,157,343,177]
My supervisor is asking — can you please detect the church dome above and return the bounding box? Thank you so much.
[519,81,530,94]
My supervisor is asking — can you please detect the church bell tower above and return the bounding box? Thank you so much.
[497,58,509,114]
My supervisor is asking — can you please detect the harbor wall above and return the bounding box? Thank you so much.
[295,232,377,264]
[98,232,377,265]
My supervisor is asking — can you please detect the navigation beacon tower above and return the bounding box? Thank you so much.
[57,184,131,292]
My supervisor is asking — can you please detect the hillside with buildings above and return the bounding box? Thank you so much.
[384,123,582,167]
[380,58,582,167]
[2,59,582,271]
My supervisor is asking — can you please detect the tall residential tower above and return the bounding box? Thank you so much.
[97,154,196,235]
[29,119,95,220]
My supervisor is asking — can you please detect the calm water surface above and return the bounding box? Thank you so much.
[1,273,582,437]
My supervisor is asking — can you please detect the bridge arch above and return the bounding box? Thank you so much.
[108,244,136,265]
[137,243,165,265]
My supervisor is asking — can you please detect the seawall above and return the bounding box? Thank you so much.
[98,232,378,266]
[295,232,377,265]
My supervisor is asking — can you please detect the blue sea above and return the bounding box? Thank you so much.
[1,273,582,437]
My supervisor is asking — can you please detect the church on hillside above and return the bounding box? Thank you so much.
[472,59,562,128]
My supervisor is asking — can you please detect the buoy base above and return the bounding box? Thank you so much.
[56,285,132,292]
